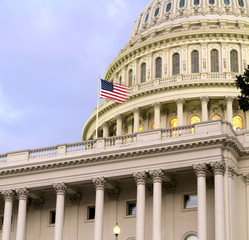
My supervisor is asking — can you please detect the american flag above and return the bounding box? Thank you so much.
[100,79,130,103]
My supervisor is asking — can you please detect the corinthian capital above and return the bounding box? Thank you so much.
[152,102,161,109]
[132,108,140,114]
[149,169,164,183]
[175,98,185,105]
[53,183,67,196]
[92,177,106,190]
[210,161,226,176]
[200,96,209,103]
[225,96,234,103]
[16,188,29,200]
[115,114,123,120]
[133,171,147,185]
[193,163,208,177]
[2,190,15,202]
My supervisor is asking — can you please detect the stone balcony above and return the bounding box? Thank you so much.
[1,120,249,171]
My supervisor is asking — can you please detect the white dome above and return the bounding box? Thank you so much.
[129,0,249,41]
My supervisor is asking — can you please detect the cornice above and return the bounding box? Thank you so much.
[0,134,246,178]
[82,79,237,140]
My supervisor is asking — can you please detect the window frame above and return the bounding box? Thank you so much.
[182,192,198,212]
[141,63,147,83]
[230,50,238,73]
[166,2,172,12]
[155,57,162,78]
[210,49,219,72]
[48,209,56,226]
[126,201,137,217]
[86,205,96,222]
[191,50,199,73]
[129,69,133,87]
[172,53,180,75]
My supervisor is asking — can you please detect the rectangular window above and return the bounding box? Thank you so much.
[87,206,95,220]
[183,193,197,209]
[49,210,56,225]
[126,201,137,216]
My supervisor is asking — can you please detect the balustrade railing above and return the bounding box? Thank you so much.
[67,140,96,153]
[105,134,136,147]
[30,147,58,159]
[162,125,194,138]
[0,155,7,163]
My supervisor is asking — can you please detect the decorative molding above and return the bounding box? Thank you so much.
[193,163,208,177]
[107,188,120,201]
[149,169,164,183]
[228,166,237,178]
[53,183,67,196]
[93,177,106,190]
[2,190,15,202]
[69,193,81,204]
[133,171,147,185]
[16,188,29,201]
[210,161,226,176]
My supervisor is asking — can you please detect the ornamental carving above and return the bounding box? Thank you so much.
[193,163,208,177]
[2,190,15,202]
[107,188,120,201]
[225,96,234,103]
[175,98,185,105]
[153,102,161,109]
[132,108,140,114]
[69,193,81,204]
[30,198,44,207]
[200,96,209,103]
[16,188,29,200]
[133,171,147,185]
[115,114,122,121]
[92,177,106,190]
[149,169,164,183]
[210,161,226,175]
[228,166,236,178]
[53,183,67,196]
[163,181,176,194]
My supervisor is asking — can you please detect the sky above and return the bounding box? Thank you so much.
[0,0,149,153]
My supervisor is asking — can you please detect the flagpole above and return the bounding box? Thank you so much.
[96,75,100,139]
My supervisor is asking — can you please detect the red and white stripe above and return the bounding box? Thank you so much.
[100,83,130,103]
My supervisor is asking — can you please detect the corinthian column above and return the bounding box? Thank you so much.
[194,164,208,240]
[153,103,161,129]
[200,97,209,121]
[176,98,184,126]
[53,183,67,240]
[2,190,15,240]
[93,177,106,240]
[226,96,234,125]
[133,108,140,133]
[115,115,122,136]
[149,169,164,240]
[133,172,147,240]
[15,188,29,240]
[211,161,226,240]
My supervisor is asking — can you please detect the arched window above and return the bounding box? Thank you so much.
[238,0,244,7]
[191,50,199,73]
[172,53,180,75]
[233,115,243,131]
[211,49,219,72]
[224,0,230,5]
[190,115,200,124]
[154,7,160,17]
[211,114,222,120]
[170,118,178,127]
[230,50,238,72]
[137,20,141,30]
[209,0,215,4]
[194,0,200,5]
[156,57,162,78]
[179,0,185,8]
[129,69,133,87]
[141,63,146,83]
[145,13,149,23]
[185,235,197,240]
[166,2,172,12]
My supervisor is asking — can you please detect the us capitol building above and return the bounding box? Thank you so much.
[1,0,249,239]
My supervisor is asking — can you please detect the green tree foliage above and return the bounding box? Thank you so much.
[235,65,249,112]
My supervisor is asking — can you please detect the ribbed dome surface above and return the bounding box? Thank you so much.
[129,0,249,40]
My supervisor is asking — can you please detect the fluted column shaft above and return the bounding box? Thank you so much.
[176,99,184,126]
[149,170,164,240]
[200,97,209,121]
[226,97,233,124]
[194,164,208,240]
[2,190,15,240]
[153,103,161,129]
[102,123,109,138]
[211,162,226,240]
[93,177,106,240]
[133,108,140,133]
[15,188,29,240]
[53,183,67,240]
[133,172,147,240]
[116,115,122,136]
